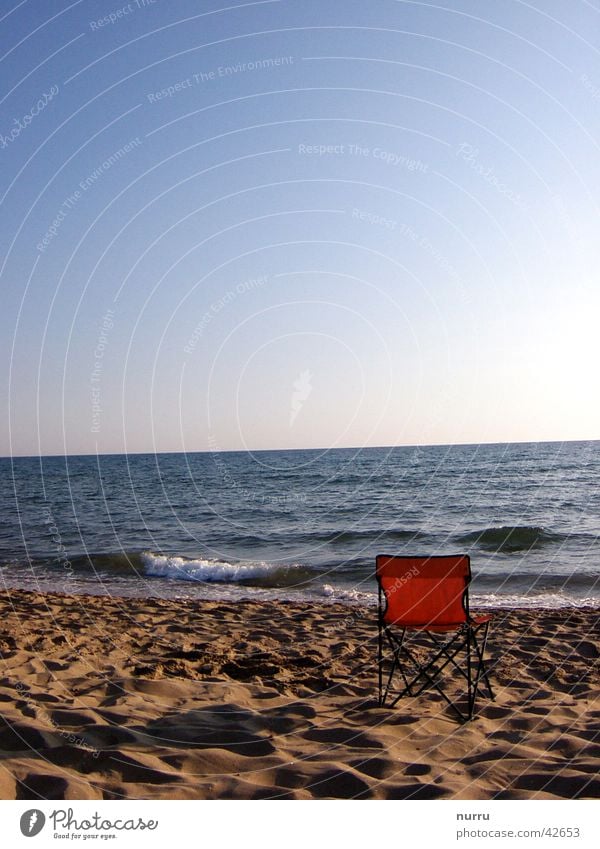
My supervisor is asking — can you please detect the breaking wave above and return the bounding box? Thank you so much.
[140,551,315,588]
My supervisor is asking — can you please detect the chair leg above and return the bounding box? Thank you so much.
[380,623,494,723]
[394,629,413,694]
[467,625,474,719]
[480,622,494,699]
[378,613,383,706]
[387,631,468,718]
[382,660,397,706]
[381,628,407,706]
[471,622,495,701]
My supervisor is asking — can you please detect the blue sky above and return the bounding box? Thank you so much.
[1,0,599,456]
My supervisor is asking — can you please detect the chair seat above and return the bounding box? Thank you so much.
[387,613,492,633]
[471,614,493,625]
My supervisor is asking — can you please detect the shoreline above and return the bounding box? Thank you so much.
[1,573,597,611]
[0,588,598,800]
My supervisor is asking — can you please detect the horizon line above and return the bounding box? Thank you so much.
[1,436,598,461]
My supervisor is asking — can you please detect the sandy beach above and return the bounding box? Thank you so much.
[0,588,597,800]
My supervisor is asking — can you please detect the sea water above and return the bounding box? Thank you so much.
[1,441,599,608]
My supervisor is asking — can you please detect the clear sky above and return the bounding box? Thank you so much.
[1,0,599,456]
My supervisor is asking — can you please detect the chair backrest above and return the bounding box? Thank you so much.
[376,554,471,628]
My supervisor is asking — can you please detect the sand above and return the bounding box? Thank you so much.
[0,588,597,800]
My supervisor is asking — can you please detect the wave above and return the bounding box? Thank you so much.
[67,552,148,576]
[455,526,567,553]
[317,584,600,610]
[0,552,148,577]
[2,555,598,609]
[2,551,316,589]
[304,528,430,545]
[140,552,316,588]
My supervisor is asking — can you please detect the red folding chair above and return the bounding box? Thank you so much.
[376,554,494,722]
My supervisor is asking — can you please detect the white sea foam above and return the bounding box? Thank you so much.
[320,583,377,605]
[141,551,282,583]
[319,584,599,610]
[471,592,600,610]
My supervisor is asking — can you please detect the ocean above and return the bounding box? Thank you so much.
[1,441,599,609]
